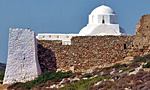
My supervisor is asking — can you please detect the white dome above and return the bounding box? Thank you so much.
[91,5,115,15]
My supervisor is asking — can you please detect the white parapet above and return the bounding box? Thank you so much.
[36,33,79,45]
[3,28,41,84]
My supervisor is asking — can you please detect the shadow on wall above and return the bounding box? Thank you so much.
[38,44,57,73]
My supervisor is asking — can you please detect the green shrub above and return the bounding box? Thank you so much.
[143,62,150,68]
[0,70,5,81]
[134,54,150,63]
[83,73,93,78]
[61,76,110,90]
[9,71,73,90]
[112,63,127,69]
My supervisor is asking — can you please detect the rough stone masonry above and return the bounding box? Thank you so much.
[3,28,41,84]
[38,15,150,73]
[3,14,150,84]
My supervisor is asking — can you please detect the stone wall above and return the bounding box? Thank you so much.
[134,15,150,49]
[38,36,134,72]
[38,14,150,73]
[131,15,150,56]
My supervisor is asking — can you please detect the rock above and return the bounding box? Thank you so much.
[108,79,114,82]
[104,79,107,81]
[59,78,70,85]
[50,84,59,89]
[69,66,75,73]
[60,85,64,88]
[119,70,123,73]
[124,88,131,90]
[56,85,59,88]
[86,69,94,74]
[45,87,50,89]
[56,69,62,72]
[94,81,102,86]
[129,65,142,75]
[100,72,104,75]
[110,69,115,75]
[50,84,56,88]
[72,77,80,82]
[124,57,134,61]
[90,75,98,79]
[83,78,88,80]
[59,79,66,85]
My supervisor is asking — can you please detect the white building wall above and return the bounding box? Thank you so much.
[89,24,121,35]
[97,15,103,24]
[104,15,110,24]
[88,15,93,24]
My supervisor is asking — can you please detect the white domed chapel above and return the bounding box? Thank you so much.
[79,5,125,36]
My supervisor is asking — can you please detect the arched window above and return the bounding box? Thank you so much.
[102,16,105,24]
[102,19,105,24]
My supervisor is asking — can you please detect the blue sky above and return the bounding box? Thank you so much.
[0,0,150,63]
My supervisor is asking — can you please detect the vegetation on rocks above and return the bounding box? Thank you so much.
[8,53,150,90]
[8,71,72,90]
[0,70,4,81]
[60,54,150,90]
[134,54,150,63]
[61,76,110,90]
[143,62,150,68]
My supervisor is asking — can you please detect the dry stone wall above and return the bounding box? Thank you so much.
[38,15,150,73]
[134,15,150,49]
[38,36,134,72]
[132,15,150,56]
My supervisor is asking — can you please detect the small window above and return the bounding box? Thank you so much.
[124,44,127,49]
[102,19,105,24]
[102,16,105,24]
[49,35,51,38]
[57,36,59,38]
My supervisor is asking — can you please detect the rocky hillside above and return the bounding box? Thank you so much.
[7,54,150,90]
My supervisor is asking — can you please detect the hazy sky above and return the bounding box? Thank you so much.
[0,0,150,63]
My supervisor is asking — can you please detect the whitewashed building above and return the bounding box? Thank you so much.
[79,5,125,36]
[37,5,126,45]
